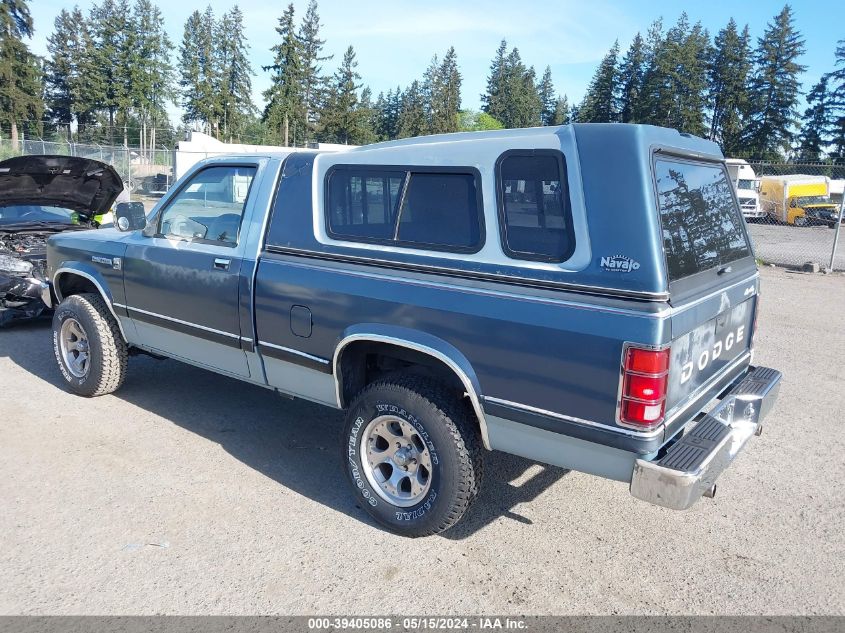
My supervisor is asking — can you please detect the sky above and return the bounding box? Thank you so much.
[25,0,845,124]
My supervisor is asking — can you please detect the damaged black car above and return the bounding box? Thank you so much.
[0,155,123,326]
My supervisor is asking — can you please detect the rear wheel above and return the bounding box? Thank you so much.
[342,375,483,537]
[52,293,128,397]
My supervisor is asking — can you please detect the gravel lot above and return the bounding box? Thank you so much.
[1,266,843,615]
[747,222,845,270]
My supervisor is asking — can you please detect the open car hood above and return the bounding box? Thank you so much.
[0,155,124,218]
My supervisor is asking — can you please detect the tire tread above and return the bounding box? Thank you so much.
[56,293,128,396]
[349,374,483,536]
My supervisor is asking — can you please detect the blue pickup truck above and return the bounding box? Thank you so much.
[43,124,781,536]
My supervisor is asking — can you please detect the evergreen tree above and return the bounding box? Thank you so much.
[0,0,43,147]
[178,11,203,127]
[376,87,401,140]
[673,20,710,136]
[481,39,508,122]
[178,8,219,135]
[637,14,709,135]
[319,45,364,144]
[578,40,620,123]
[89,0,135,143]
[634,18,664,122]
[44,9,80,132]
[217,6,256,141]
[436,47,461,133]
[618,33,645,123]
[72,11,103,136]
[131,0,174,154]
[515,62,543,128]
[397,80,428,138]
[538,66,556,125]
[552,95,570,125]
[489,47,542,128]
[743,5,806,159]
[297,0,331,142]
[796,77,832,161]
[421,54,439,134]
[262,3,304,145]
[827,38,845,160]
[708,20,752,155]
[423,47,462,134]
[198,6,219,135]
[356,86,379,145]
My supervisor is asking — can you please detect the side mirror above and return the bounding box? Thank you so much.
[114,202,147,232]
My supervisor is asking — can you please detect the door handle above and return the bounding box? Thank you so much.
[213,258,231,271]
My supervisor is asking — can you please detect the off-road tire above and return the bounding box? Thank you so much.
[342,375,484,537]
[52,293,128,397]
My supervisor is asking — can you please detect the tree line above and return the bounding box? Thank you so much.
[576,6,845,161]
[1,0,844,162]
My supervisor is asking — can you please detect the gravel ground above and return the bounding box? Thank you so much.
[1,266,843,615]
[747,222,845,270]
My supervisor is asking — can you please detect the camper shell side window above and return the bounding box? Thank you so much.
[325,164,485,253]
[495,149,575,263]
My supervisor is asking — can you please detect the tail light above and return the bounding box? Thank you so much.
[620,346,670,430]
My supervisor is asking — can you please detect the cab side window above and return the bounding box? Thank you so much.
[159,166,256,246]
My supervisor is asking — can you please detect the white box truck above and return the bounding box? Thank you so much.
[725,159,764,220]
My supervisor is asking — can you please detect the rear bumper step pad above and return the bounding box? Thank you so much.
[630,365,782,510]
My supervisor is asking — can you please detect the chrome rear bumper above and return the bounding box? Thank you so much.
[630,366,781,510]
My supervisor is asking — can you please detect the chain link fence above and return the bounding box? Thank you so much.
[1,137,844,270]
[742,161,845,272]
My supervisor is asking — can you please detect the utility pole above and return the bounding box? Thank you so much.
[830,192,845,271]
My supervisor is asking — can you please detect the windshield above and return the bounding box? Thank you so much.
[737,179,756,190]
[795,196,833,206]
[0,205,79,225]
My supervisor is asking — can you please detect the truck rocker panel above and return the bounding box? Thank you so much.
[45,123,782,536]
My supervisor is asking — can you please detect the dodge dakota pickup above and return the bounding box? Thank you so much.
[44,124,782,536]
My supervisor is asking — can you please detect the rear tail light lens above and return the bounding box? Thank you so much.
[625,347,670,374]
[620,346,670,429]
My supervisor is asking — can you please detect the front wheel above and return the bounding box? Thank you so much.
[343,375,483,537]
[52,293,128,397]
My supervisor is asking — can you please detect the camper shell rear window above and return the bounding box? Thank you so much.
[654,156,751,283]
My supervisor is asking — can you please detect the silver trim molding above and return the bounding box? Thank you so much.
[115,303,240,340]
[483,395,664,438]
[258,340,330,365]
